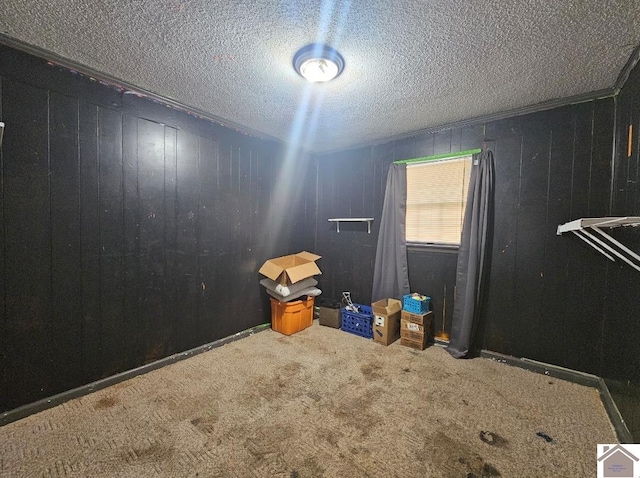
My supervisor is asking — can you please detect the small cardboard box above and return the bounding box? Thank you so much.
[401,310,433,326]
[401,336,427,351]
[372,298,402,346]
[401,318,428,342]
[258,251,321,286]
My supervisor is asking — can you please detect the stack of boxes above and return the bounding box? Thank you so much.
[258,251,322,335]
[400,293,433,351]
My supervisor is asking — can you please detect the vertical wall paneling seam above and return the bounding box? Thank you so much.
[314,158,319,251]
[235,144,240,257]
[0,76,5,401]
[172,128,178,345]
[560,118,573,354]
[568,109,579,357]
[96,107,102,372]
[632,109,637,212]
[267,153,272,247]
[626,110,633,212]
[236,144,240,196]
[215,139,220,190]
[161,125,173,350]
[359,151,364,217]
[134,118,141,363]
[598,255,610,378]
[254,147,259,249]
[47,90,53,375]
[196,138,201,334]
[543,131,553,281]
[249,148,252,245]
[348,154,352,217]
[161,126,168,352]
[570,109,578,218]
[76,100,83,369]
[120,115,126,356]
[250,148,255,246]
[512,135,524,347]
[588,104,595,214]
[232,145,242,265]
[609,96,618,216]
[250,147,262,248]
[304,151,309,227]
[625,110,639,215]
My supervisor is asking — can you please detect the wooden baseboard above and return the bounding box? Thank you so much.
[480,350,633,443]
[0,324,270,427]
[2,328,633,443]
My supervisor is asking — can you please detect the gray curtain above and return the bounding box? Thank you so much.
[446,150,495,358]
[372,163,410,302]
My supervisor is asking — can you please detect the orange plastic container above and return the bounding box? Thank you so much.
[270,296,315,335]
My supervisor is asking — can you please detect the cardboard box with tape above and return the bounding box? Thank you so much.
[400,310,433,350]
[259,251,322,335]
[400,309,433,326]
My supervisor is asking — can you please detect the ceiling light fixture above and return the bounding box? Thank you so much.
[293,44,344,83]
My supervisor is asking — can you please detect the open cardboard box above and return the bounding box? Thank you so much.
[371,298,402,346]
[259,251,322,286]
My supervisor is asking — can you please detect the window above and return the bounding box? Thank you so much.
[405,155,472,245]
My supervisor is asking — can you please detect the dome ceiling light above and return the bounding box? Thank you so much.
[293,44,345,83]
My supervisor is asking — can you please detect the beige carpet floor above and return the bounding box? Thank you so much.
[0,321,616,477]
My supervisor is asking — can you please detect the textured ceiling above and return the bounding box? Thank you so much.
[2,1,640,153]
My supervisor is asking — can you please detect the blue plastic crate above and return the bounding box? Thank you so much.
[340,304,373,339]
[402,294,431,314]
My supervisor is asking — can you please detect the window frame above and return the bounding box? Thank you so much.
[401,150,477,248]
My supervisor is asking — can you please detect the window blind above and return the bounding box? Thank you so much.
[405,155,472,244]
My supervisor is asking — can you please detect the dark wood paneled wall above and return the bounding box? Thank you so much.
[3,39,640,438]
[312,99,619,379]
[605,55,640,440]
[0,45,310,412]
[609,56,640,383]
